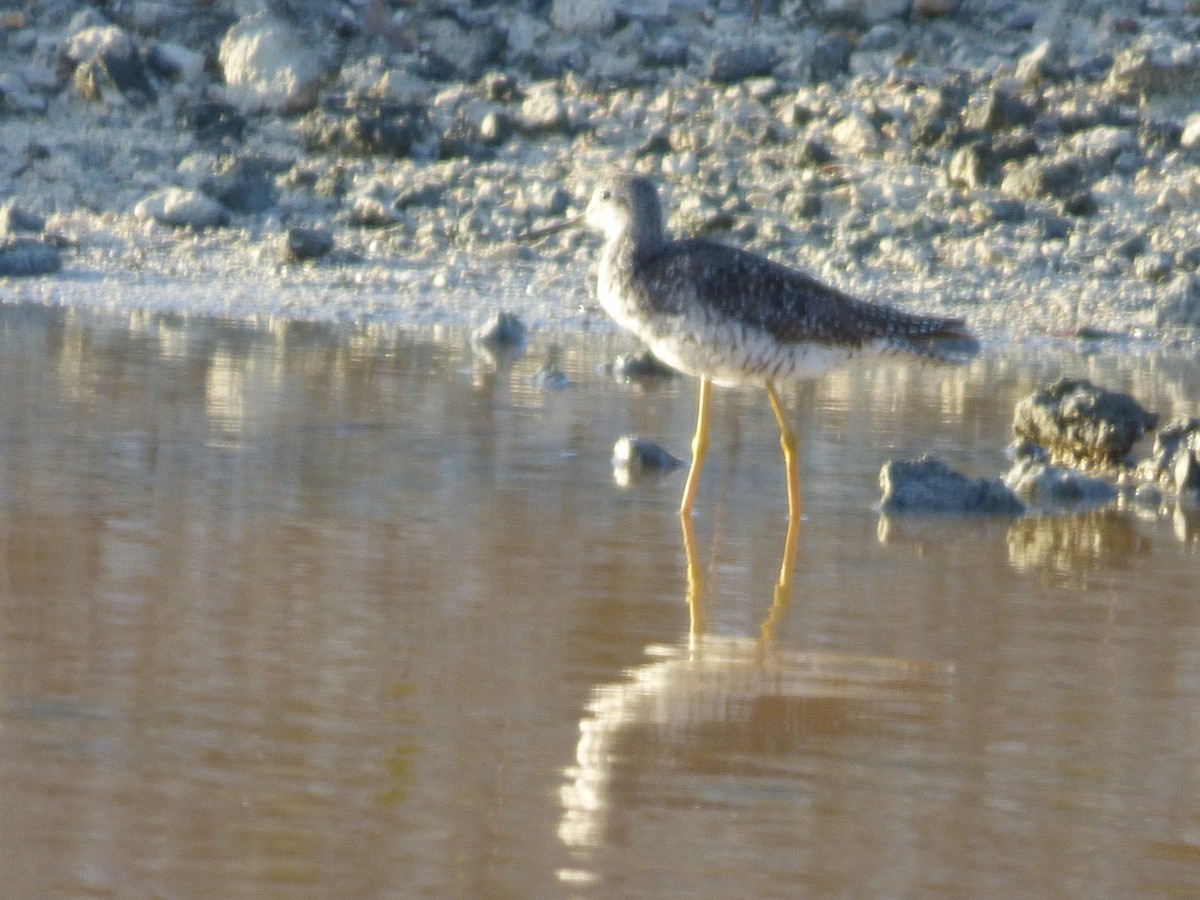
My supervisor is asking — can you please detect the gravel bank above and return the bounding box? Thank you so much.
[3,0,1200,348]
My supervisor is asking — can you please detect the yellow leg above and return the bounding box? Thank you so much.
[764,382,802,631]
[679,376,713,518]
[680,513,705,638]
[765,381,801,524]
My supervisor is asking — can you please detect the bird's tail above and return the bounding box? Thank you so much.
[893,318,980,363]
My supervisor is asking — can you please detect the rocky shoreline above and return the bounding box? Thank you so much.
[3,0,1200,344]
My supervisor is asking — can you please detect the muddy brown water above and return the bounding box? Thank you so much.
[1,302,1198,898]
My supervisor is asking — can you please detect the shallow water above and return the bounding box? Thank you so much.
[0,302,1198,899]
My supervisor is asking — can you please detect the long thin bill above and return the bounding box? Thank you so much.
[513,213,583,242]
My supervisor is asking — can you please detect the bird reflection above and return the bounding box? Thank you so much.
[680,507,800,643]
[558,508,953,883]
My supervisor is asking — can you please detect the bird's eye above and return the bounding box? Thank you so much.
[599,189,611,201]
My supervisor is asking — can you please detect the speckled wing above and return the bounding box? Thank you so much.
[637,239,974,355]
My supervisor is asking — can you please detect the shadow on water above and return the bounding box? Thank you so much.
[1,301,1199,897]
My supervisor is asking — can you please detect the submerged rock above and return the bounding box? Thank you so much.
[0,238,61,276]
[879,455,1024,515]
[532,348,571,391]
[607,350,676,381]
[1012,378,1157,469]
[612,434,683,487]
[471,310,527,349]
[1003,457,1117,509]
[1137,416,1200,494]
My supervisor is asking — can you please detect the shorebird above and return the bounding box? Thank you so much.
[524,174,977,523]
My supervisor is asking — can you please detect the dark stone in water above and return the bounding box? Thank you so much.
[471,310,527,349]
[608,350,676,381]
[531,363,571,391]
[0,238,61,276]
[1012,377,1157,469]
[880,455,1025,515]
[612,435,684,486]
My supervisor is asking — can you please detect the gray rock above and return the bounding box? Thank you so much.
[1015,39,1068,86]
[1175,451,1200,494]
[0,202,45,236]
[612,435,683,486]
[419,17,505,81]
[947,133,1039,189]
[178,99,247,143]
[471,310,527,350]
[134,187,230,229]
[0,71,48,114]
[1176,246,1200,271]
[550,0,616,34]
[642,35,689,68]
[1137,416,1200,493]
[608,350,676,381]
[1181,113,1200,150]
[1156,273,1200,326]
[947,142,987,189]
[532,362,571,391]
[506,11,550,56]
[1012,378,1158,469]
[201,157,277,214]
[1112,234,1146,260]
[829,110,881,154]
[1001,156,1087,201]
[147,41,206,82]
[1134,251,1173,283]
[73,45,154,105]
[60,24,135,66]
[1062,191,1098,217]
[1108,32,1200,110]
[517,85,570,134]
[300,102,434,158]
[282,227,333,262]
[0,238,61,277]
[709,45,778,84]
[219,13,325,115]
[65,23,155,106]
[1070,125,1138,163]
[879,455,1025,515]
[810,33,853,83]
[1003,457,1118,508]
[967,88,1037,132]
[812,0,909,27]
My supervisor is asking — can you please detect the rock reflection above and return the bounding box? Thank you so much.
[1005,509,1149,575]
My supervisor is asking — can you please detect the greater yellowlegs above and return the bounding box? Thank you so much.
[527,174,977,523]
